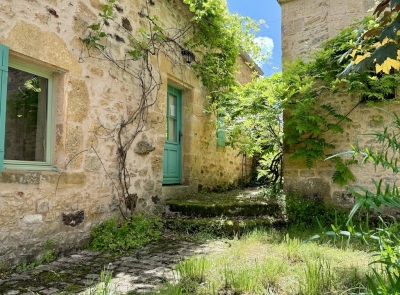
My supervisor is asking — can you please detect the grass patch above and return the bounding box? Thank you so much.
[155,228,372,295]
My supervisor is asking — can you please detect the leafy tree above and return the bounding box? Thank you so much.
[224,73,284,186]
[342,0,400,75]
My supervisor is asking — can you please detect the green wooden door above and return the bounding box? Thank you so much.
[163,86,182,184]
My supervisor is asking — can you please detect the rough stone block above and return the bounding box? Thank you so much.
[84,154,102,172]
[47,173,87,188]
[67,78,90,123]
[134,140,155,155]
[22,214,43,224]
[37,200,50,213]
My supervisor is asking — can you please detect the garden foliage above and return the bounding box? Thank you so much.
[342,0,400,75]
[345,112,400,294]
[88,213,162,253]
[225,15,400,186]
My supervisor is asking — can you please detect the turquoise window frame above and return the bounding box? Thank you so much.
[217,114,226,147]
[1,57,57,171]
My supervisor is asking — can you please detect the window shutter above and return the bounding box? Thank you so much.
[217,115,226,146]
[0,44,9,172]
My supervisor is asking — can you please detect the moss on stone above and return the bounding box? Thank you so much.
[164,217,283,237]
[65,283,84,292]
[36,270,70,284]
[167,201,282,218]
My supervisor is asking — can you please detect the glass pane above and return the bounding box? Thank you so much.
[169,94,176,117]
[168,118,177,141]
[5,67,48,161]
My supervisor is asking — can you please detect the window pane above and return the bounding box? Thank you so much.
[168,118,177,141]
[5,67,48,161]
[169,94,176,117]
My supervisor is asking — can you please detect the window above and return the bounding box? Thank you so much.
[0,44,56,171]
[217,114,226,147]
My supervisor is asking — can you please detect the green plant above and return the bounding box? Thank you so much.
[315,110,400,294]
[88,213,162,253]
[224,266,263,294]
[257,185,284,202]
[83,264,117,295]
[285,192,348,229]
[176,256,209,283]
[224,74,284,187]
[40,240,55,264]
[154,282,196,295]
[342,0,400,76]
[299,258,332,295]
[225,15,400,186]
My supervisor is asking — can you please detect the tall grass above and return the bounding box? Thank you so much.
[299,258,332,295]
[156,228,371,295]
[175,256,210,283]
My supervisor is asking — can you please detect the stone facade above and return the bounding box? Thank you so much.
[0,0,255,267]
[279,0,400,206]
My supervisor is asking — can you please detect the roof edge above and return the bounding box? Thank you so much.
[277,0,296,4]
[240,51,264,76]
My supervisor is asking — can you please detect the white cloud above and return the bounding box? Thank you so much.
[254,36,274,60]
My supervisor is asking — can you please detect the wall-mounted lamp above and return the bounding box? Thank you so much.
[181,49,195,64]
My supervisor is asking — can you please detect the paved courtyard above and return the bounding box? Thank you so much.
[0,237,230,295]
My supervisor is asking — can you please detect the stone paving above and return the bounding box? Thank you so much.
[0,237,230,295]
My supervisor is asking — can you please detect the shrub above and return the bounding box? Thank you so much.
[285,193,348,229]
[88,212,162,253]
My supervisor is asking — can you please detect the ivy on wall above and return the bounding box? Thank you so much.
[283,16,400,185]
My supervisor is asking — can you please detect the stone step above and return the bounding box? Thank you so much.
[164,216,286,236]
[166,200,283,218]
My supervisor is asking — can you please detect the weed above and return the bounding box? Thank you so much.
[299,258,332,295]
[176,256,209,283]
[155,228,370,295]
[88,212,162,253]
[224,265,263,294]
[82,264,117,295]
[156,282,197,295]
[285,192,348,229]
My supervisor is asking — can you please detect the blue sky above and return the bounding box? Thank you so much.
[226,0,282,76]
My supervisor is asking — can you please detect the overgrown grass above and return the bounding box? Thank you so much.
[155,228,372,295]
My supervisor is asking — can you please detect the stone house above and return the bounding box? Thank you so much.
[278,0,400,205]
[0,0,259,266]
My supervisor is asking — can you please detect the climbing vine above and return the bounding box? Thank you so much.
[283,15,400,184]
[78,0,264,218]
[224,15,400,187]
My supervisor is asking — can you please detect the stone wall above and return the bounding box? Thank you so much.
[279,0,400,206]
[0,0,254,267]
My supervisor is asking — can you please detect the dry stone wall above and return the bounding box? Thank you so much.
[279,0,400,207]
[0,0,253,267]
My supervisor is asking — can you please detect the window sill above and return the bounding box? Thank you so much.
[3,161,58,172]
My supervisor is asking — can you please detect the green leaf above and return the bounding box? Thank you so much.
[88,23,101,31]
[371,42,398,65]
[379,15,400,42]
